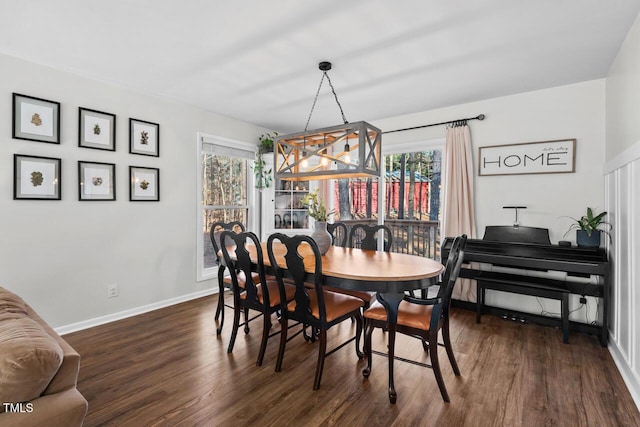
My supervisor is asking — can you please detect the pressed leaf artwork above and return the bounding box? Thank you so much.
[93,123,101,135]
[31,113,42,126]
[31,171,43,186]
[92,177,103,186]
[140,131,149,145]
[139,180,149,190]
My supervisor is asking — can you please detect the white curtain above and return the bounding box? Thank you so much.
[442,124,477,302]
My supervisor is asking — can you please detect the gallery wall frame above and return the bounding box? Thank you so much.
[12,93,61,144]
[129,118,159,157]
[478,139,576,176]
[79,107,116,151]
[14,154,61,200]
[78,161,116,201]
[129,166,159,201]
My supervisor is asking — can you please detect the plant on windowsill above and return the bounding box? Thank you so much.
[564,207,612,247]
[253,132,277,190]
[301,189,335,254]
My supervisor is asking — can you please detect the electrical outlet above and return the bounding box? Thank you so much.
[107,283,119,298]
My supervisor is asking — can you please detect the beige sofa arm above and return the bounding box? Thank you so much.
[0,388,87,427]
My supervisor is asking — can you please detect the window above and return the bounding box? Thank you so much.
[331,138,444,258]
[196,133,256,281]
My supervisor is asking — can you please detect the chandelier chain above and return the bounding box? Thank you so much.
[304,71,349,131]
[324,72,349,125]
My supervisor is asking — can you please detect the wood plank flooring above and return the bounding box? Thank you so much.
[64,294,640,426]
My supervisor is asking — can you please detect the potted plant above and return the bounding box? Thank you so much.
[301,189,335,254]
[564,207,612,247]
[253,132,277,190]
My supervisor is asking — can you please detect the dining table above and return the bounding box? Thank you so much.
[246,242,445,403]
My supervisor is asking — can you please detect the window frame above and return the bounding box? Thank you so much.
[196,132,257,281]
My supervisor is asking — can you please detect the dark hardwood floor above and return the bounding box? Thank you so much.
[64,294,640,426]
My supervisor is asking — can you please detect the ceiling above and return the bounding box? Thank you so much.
[1,1,639,134]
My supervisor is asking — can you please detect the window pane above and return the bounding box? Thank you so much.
[383,150,441,258]
[202,208,248,270]
[332,178,379,221]
[202,153,247,207]
[384,150,441,221]
[201,148,249,271]
[331,149,442,258]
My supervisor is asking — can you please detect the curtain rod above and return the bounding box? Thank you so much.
[382,114,485,135]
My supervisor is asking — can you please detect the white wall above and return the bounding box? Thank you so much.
[606,12,640,160]
[0,54,268,329]
[604,11,640,408]
[373,79,606,321]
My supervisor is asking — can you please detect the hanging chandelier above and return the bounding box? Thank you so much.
[274,61,382,182]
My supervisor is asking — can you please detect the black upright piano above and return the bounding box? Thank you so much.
[442,226,609,346]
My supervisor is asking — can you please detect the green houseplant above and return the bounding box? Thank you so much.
[253,132,277,190]
[564,207,612,247]
[301,189,335,254]
[301,189,335,222]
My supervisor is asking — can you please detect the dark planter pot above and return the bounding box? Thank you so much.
[576,230,601,247]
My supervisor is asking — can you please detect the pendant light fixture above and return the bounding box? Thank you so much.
[274,61,382,181]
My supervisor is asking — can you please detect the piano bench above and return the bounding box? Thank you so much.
[476,278,570,344]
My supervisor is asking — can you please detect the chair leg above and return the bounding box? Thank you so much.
[362,321,374,378]
[442,320,460,376]
[256,310,271,366]
[355,315,364,359]
[227,305,241,353]
[313,329,328,390]
[215,267,226,335]
[275,317,288,373]
[243,307,250,334]
[429,328,450,402]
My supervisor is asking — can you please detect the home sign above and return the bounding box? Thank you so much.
[478,139,576,176]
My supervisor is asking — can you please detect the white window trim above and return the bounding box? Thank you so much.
[196,132,258,282]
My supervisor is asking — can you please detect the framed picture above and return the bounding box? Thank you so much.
[129,166,159,201]
[78,161,116,201]
[14,154,61,200]
[79,107,116,151]
[478,139,576,176]
[129,118,159,157]
[12,93,60,144]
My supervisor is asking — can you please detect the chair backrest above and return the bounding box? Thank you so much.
[348,224,392,251]
[209,221,245,265]
[267,233,326,325]
[437,234,468,319]
[327,222,348,247]
[220,230,269,306]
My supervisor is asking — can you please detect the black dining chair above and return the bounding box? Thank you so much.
[209,221,257,335]
[327,222,348,247]
[220,231,296,366]
[348,223,393,251]
[327,223,393,307]
[267,233,364,390]
[362,234,467,402]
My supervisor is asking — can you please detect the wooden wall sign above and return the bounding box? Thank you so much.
[478,139,576,176]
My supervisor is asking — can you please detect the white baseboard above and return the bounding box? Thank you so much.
[609,340,640,411]
[55,288,217,336]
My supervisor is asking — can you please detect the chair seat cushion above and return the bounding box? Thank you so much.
[287,290,364,322]
[223,271,260,287]
[240,280,296,308]
[323,286,374,303]
[364,299,434,331]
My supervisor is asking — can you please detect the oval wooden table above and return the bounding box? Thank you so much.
[250,242,445,403]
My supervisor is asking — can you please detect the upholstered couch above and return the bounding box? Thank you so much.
[0,287,88,426]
